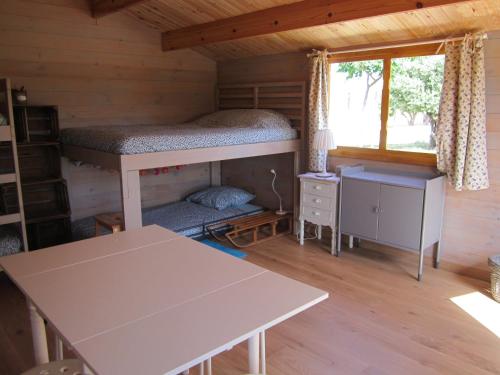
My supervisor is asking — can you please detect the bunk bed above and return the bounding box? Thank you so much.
[61,82,305,230]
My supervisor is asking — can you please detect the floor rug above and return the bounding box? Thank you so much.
[199,239,247,259]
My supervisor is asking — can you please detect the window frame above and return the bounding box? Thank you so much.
[328,43,444,166]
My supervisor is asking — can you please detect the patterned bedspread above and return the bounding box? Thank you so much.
[0,225,22,257]
[61,110,298,155]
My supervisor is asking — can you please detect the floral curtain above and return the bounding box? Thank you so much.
[308,50,330,172]
[436,33,489,191]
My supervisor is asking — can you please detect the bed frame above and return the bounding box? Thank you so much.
[63,81,306,230]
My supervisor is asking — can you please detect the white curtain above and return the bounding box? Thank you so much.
[436,33,489,191]
[308,50,330,172]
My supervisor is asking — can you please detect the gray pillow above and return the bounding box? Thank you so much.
[185,186,255,210]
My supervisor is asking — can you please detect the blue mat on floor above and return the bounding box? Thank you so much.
[199,239,247,259]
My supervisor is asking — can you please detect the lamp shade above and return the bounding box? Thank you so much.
[312,128,336,150]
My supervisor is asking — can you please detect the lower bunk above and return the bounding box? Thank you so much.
[72,201,264,241]
[0,225,23,256]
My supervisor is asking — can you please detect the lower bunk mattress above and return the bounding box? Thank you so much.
[72,201,263,240]
[0,225,23,257]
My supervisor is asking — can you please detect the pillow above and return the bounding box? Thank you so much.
[185,186,255,210]
[192,109,291,129]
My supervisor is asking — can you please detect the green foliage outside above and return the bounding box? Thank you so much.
[336,56,444,129]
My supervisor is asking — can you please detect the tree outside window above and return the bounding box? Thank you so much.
[330,52,444,156]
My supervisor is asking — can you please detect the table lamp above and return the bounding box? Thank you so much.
[312,128,336,178]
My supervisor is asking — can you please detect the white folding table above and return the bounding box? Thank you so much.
[0,225,328,375]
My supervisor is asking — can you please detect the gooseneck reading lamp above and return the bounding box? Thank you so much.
[270,169,286,215]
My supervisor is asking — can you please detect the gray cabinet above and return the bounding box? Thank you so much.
[337,166,446,281]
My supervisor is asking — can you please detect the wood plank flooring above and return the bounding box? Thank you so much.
[0,235,498,375]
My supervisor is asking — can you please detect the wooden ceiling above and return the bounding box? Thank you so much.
[124,0,500,60]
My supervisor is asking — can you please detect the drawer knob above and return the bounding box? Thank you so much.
[313,198,321,203]
[314,185,322,190]
[312,211,320,216]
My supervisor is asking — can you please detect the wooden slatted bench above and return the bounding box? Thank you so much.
[207,211,292,248]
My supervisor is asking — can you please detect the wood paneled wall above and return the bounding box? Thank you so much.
[219,31,500,280]
[222,153,295,212]
[0,0,217,219]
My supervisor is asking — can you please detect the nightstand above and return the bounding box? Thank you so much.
[298,173,340,255]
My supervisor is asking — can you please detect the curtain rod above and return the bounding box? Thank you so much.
[307,33,488,57]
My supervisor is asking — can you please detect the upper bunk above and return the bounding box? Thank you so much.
[61,81,305,172]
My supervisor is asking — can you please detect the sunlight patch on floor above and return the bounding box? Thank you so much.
[450,292,500,338]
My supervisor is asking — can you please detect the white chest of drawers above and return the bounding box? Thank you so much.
[298,173,340,254]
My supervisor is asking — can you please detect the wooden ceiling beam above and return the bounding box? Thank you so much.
[162,0,473,51]
[91,0,148,18]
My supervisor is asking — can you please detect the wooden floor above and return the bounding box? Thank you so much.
[0,235,498,375]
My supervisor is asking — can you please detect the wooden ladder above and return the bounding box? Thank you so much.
[0,78,28,252]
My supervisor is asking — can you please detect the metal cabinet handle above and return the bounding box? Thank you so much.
[312,211,320,216]
[313,198,321,203]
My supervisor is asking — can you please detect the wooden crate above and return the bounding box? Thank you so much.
[18,143,61,182]
[27,217,71,250]
[0,143,61,181]
[0,180,70,223]
[14,106,59,142]
[0,143,14,174]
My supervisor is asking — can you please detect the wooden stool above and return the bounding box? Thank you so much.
[22,359,84,375]
[94,212,123,236]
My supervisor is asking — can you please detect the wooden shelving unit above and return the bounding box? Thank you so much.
[0,78,28,254]
[0,93,71,250]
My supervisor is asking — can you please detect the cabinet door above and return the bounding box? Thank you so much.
[378,184,424,250]
[340,178,380,240]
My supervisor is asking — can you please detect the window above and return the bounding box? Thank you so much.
[328,46,445,165]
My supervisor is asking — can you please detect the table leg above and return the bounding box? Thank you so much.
[27,300,49,365]
[299,220,304,245]
[55,335,64,360]
[317,225,322,240]
[260,331,266,375]
[248,334,260,374]
[206,358,212,375]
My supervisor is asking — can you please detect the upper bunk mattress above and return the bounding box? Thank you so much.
[61,110,298,155]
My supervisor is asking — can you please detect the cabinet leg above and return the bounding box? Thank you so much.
[433,241,441,269]
[299,220,304,246]
[317,225,322,240]
[348,235,354,249]
[418,245,424,281]
[331,228,336,256]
